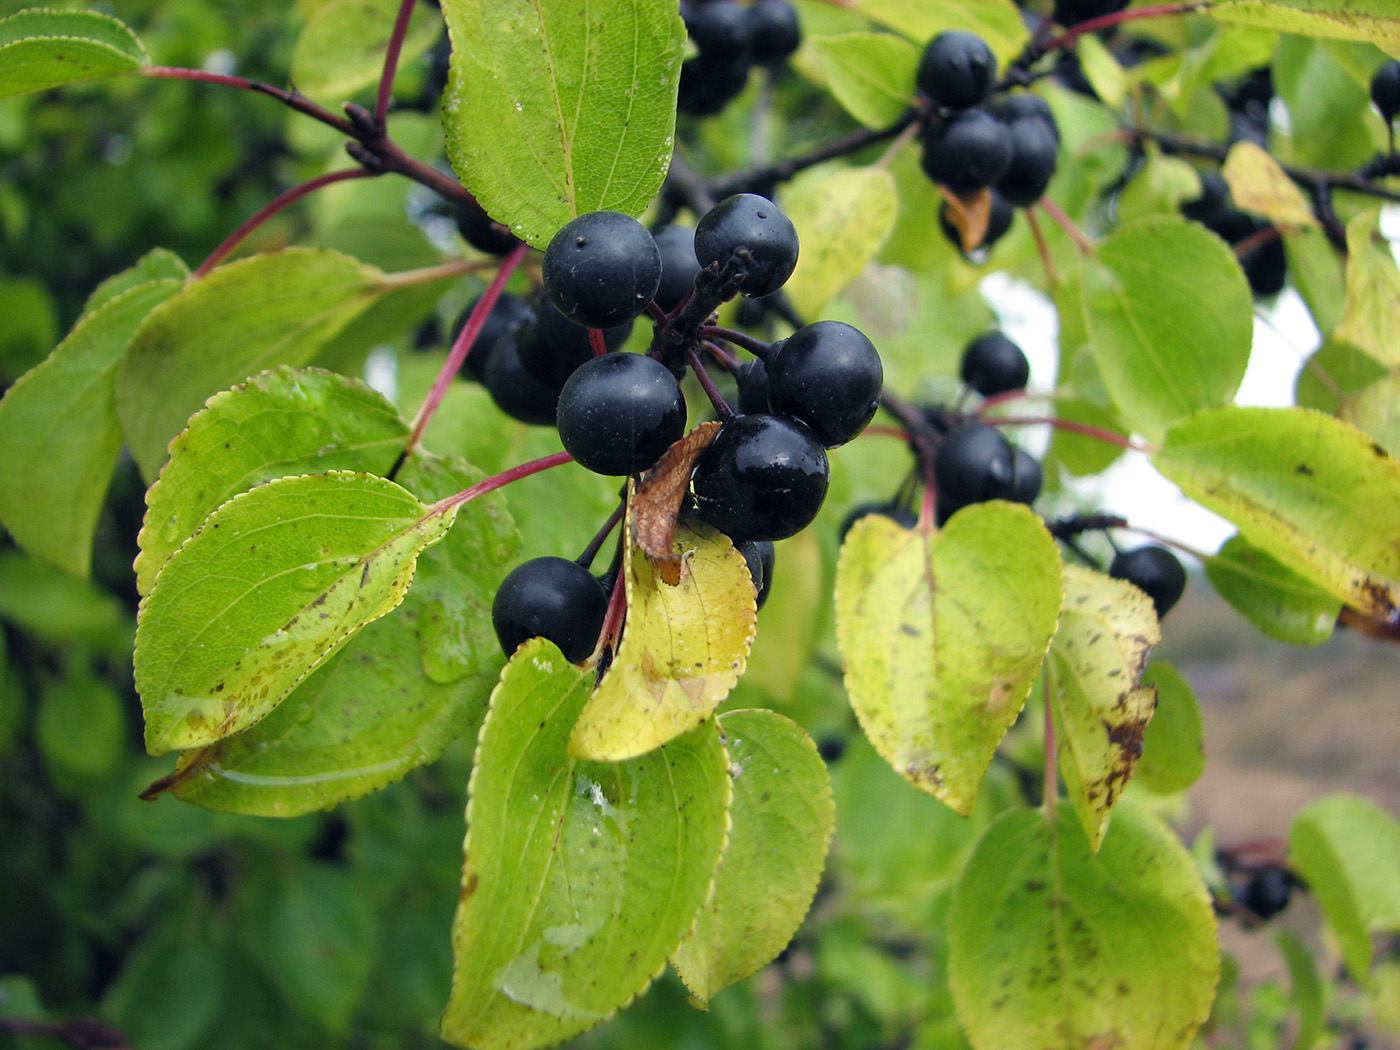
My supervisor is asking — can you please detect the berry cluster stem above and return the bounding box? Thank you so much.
[375,0,419,126]
[430,451,574,517]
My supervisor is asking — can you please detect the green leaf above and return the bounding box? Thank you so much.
[948,802,1218,1050]
[167,455,518,816]
[809,33,918,129]
[835,503,1063,815]
[1154,406,1400,620]
[569,513,756,762]
[1205,0,1400,54]
[0,9,148,99]
[441,641,730,1050]
[135,366,410,597]
[1336,208,1400,368]
[37,666,126,781]
[1284,226,1346,335]
[849,0,1029,64]
[1341,374,1400,458]
[1136,662,1206,795]
[671,709,835,1005]
[1203,533,1341,645]
[1077,217,1254,442]
[101,905,223,1050]
[261,863,380,1034]
[782,165,898,320]
[0,276,182,577]
[136,471,456,754]
[1274,929,1325,1050]
[1289,793,1400,980]
[1047,564,1160,850]
[291,0,442,102]
[440,0,684,247]
[0,548,131,650]
[116,248,386,482]
[1294,336,1387,413]
[80,247,189,318]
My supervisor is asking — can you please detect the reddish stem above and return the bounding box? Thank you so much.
[1036,198,1095,255]
[979,414,1154,452]
[589,327,609,358]
[193,168,376,278]
[144,66,355,134]
[701,325,774,360]
[376,0,419,126]
[861,424,908,441]
[432,451,574,516]
[689,347,735,418]
[596,560,629,658]
[1025,207,1059,291]
[1035,2,1207,59]
[406,240,531,451]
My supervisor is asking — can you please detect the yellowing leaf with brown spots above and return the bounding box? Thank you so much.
[568,511,756,762]
[1047,565,1161,851]
[835,503,1063,815]
[136,471,455,755]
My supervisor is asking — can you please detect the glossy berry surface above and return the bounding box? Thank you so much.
[454,204,519,256]
[456,292,532,382]
[960,331,1029,397]
[542,211,662,329]
[484,325,563,426]
[685,0,753,54]
[747,0,801,61]
[556,353,687,476]
[916,31,997,110]
[492,556,608,664]
[694,193,800,298]
[1109,545,1187,617]
[678,54,751,116]
[530,296,633,386]
[734,357,772,415]
[734,538,776,609]
[1009,448,1042,506]
[933,422,1016,513]
[989,93,1057,139]
[996,115,1059,206]
[1372,60,1400,122]
[921,109,1013,194]
[767,321,883,447]
[651,225,702,312]
[691,414,829,542]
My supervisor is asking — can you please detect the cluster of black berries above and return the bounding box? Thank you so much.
[1178,172,1286,298]
[488,193,882,666]
[914,32,1060,254]
[1372,59,1400,133]
[678,0,801,116]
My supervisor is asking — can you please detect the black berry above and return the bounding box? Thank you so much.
[1009,448,1042,506]
[530,295,633,386]
[996,114,1059,206]
[734,537,776,609]
[492,556,609,664]
[767,321,883,448]
[678,54,751,116]
[960,330,1029,397]
[1239,867,1293,920]
[556,353,688,476]
[989,93,1057,140]
[685,0,753,55]
[691,414,829,542]
[483,324,563,426]
[1180,171,1230,224]
[651,225,702,312]
[916,31,997,110]
[921,108,1013,194]
[694,193,800,298]
[456,292,533,382]
[542,211,662,329]
[747,0,801,62]
[1373,60,1400,123]
[933,422,1016,513]
[1108,545,1187,617]
[1052,0,1130,29]
[734,357,772,415]
[454,204,520,256]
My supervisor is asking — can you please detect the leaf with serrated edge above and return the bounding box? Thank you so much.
[1290,793,1400,980]
[1153,406,1400,620]
[136,471,455,754]
[1204,533,1340,645]
[1078,217,1253,443]
[1047,565,1160,850]
[442,640,729,1050]
[0,277,182,578]
[671,709,834,1005]
[949,802,1218,1050]
[1206,0,1400,54]
[1337,208,1400,368]
[136,366,410,597]
[440,0,684,247]
[835,504,1062,815]
[291,0,441,103]
[783,165,898,319]
[569,507,756,762]
[117,248,386,482]
[0,9,147,98]
[163,455,518,816]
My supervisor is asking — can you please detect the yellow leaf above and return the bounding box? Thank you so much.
[1222,141,1318,229]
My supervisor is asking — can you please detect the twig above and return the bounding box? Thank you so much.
[376,0,420,126]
